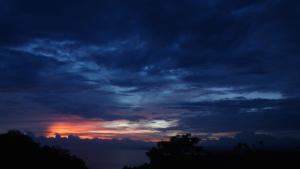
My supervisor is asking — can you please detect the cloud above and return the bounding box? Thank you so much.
[0,0,300,141]
[7,113,178,141]
[202,131,300,151]
[46,118,178,140]
[174,97,300,132]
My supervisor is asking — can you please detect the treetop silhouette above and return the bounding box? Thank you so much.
[0,130,89,169]
[123,134,300,169]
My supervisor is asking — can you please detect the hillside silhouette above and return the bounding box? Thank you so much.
[1,131,299,169]
[123,134,300,169]
[0,130,89,169]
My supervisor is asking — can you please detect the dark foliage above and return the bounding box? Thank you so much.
[123,134,300,169]
[0,130,89,169]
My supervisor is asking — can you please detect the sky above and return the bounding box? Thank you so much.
[1,0,300,143]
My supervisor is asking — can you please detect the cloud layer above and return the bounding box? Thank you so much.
[0,0,300,140]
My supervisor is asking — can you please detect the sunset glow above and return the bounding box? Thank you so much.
[45,115,178,141]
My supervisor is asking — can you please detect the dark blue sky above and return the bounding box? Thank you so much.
[1,0,300,141]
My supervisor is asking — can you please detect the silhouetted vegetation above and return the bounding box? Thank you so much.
[0,130,89,169]
[123,134,300,169]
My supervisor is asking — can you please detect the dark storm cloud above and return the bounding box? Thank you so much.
[0,48,128,119]
[0,0,300,135]
[0,0,134,45]
[0,49,63,92]
[170,97,300,132]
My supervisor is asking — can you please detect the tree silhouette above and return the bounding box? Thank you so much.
[123,134,300,169]
[147,134,207,169]
[0,130,89,169]
[124,134,207,169]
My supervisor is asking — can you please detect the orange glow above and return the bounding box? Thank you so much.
[47,120,124,140]
[45,114,177,142]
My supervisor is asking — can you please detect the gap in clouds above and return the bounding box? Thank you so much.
[42,114,179,141]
